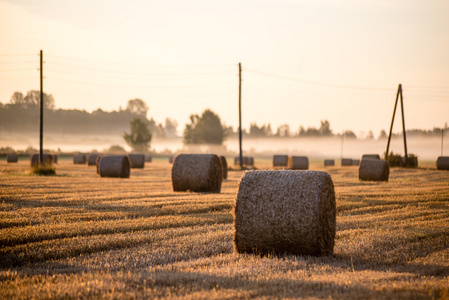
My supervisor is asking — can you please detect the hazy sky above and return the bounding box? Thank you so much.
[1,0,448,137]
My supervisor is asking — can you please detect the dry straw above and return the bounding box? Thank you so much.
[30,154,53,167]
[234,170,336,256]
[171,154,222,193]
[362,154,380,160]
[273,155,288,167]
[128,154,145,168]
[324,159,335,166]
[436,156,449,170]
[288,156,309,170]
[220,156,228,179]
[99,155,130,178]
[96,155,102,174]
[341,158,353,166]
[73,154,87,164]
[359,159,389,181]
[7,154,18,163]
[88,154,100,166]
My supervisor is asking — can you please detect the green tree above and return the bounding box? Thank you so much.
[123,118,152,152]
[183,109,226,145]
[126,98,148,116]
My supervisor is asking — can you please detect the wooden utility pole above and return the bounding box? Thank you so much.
[442,128,445,156]
[238,62,243,169]
[385,84,408,159]
[39,50,44,165]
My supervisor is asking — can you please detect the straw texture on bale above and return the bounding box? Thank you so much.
[7,154,18,163]
[96,155,102,174]
[73,154,87,164]
[88,154,100,166]
[341,158,353,166]
[359,159,389,181]
[324,159,335,166]
[220,156,228,179]
[172,154,222,193]
[362,154,380,160]
[128,154,145,168]
[436,156,449,170]
[273,155,288,167]
[31,154,53,167]
[288,156,309,170]
[234,170,336,256]
[99,155,130,178]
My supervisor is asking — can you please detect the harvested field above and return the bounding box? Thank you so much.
[0,160,448,299]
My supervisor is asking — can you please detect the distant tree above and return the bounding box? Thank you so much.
[123,117,152,152]
[148,118,166,137]
[378,130,387,139]
[249,123,273,138]
[276,124,291,137]
[183,109,226,145]
[319,120,333,136]
[108,145,127,154]
[126,98,148,116]
[343,130,357,139]
[9,90,55,110]
[366,131,374,140]
[164,118,178,137]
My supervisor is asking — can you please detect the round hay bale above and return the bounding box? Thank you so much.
[73,154,87,164]
[324,159,335,166]
[273,155,288,167]
[145,155,152,162]
[246,156,255,166]
[169,155,175,164]
[96,155,102,174]
[31,154,53,167]
[88,154,100,166]
[128,153,145,168]
[436,156,449,170]
[52,155,58,164]
[352,159,360,166]
[234,170,336,256]
[172,154,222,193]
[99,155,130,178]
[359,159,389,181]
[341,158,353,166]
[361,154,380,160]
[7,154,18,163]
[220,156,228,179]
[288,156,309,170]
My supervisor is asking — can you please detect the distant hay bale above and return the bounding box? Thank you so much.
[220,156,228,179]
[145,155,152,162]
[436,156,449,170]
[52,155,58,164]
[88,154,100,166]
[324,159,335,166]
[234,156,254,167]
[273,155,288,167]
[169,156,175,164]
[288,156,309,170]
[362,154,380,160]
[31,154,53,167]
[352,159,360,166]
[128,154,145,168]
[96,155,102,174]
[359,159,389,181]
[234,170,336,256]
[73,154,87,164]
[99,155,130,178]
[7,154,18,163]
[341,158,353,166]
[172,154,222,193]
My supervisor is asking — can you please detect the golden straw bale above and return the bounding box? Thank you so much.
[172,154,222,193]
[234,170,336,256]
[341,158,353,166]
[324,159,335,166]
[88,154,100,166]
[436,156,449,170]
[288,156,309,170]
[128,153,145,168]
[7,154,18,163]
[246,156,255,166]
[361,154,380,160]
[273,155,288,167]
[359,159,389,181]
[31,154,53,167]
[220,156,228,179]
[73,154,87,164]
[99,155,130,178]
[352,159,360,166]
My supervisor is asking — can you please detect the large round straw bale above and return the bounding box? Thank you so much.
[99,155,130,178]
[234,170,336,256]
[7,154,18,163]
[88,154,100,166]
[128,153,145,168]
[288,156,309,170]
[352,159,360,166]
[31,154,53,167]
[96,155,102,174]
[145,155,152,162]
[359,159,389,181]
[341,158,353,166]
[362,154,380,160]
[324,159,335,166]
[73,154,87,164]
[436,156,449,170]
[172,154,223,193]
[220,156,228,179]
[273,155,288,167]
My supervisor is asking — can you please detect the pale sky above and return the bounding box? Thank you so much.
[1,0,448,137]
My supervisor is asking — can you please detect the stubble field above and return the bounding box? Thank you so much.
[0,159,448,299]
